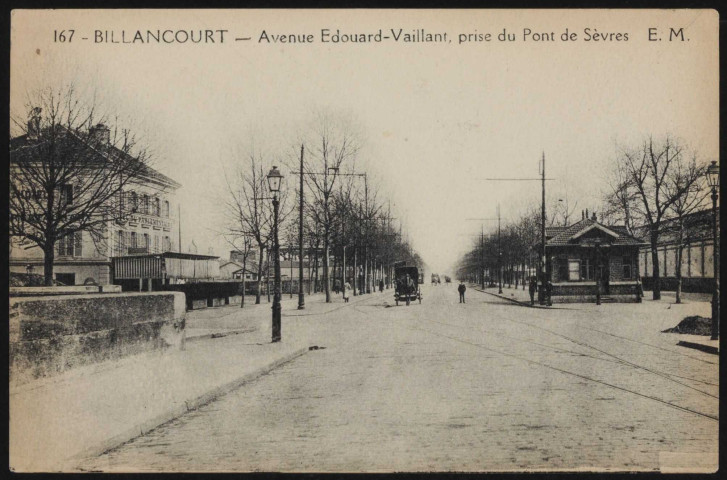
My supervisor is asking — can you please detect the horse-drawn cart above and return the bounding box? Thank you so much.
[394,265,422,306]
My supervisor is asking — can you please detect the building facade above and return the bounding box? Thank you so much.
[9,124,181,286]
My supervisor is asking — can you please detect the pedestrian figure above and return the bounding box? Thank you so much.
[333,279,341,295]
[546,280,553,306]
[344,281,351,302]
[405,274,415,306]
[458,282,466,303]
[379,279,384,292]
[529,277,537,306]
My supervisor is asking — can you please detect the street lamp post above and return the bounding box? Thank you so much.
[594,238,602,306]
[267,166,283,343]
[706,161,720,340]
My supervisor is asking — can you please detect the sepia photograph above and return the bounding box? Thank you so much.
[8,8,719,473]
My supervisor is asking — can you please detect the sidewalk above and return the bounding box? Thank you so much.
[9,288,390,472]
[472,284,719,355]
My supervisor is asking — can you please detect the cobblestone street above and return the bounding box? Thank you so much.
[84,284,718,473]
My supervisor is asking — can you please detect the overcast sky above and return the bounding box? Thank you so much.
[11,9,718,273]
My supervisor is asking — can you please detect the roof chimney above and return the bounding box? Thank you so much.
[89,123,110,144]
[585,208,589,220]
[592,211,597,221]
[581,210,585,220]
[27,107,41,140]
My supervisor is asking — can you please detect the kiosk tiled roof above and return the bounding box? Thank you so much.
[546,218,646,246]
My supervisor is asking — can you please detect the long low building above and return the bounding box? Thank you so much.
[112,252,220,291]
[637,207,719,293]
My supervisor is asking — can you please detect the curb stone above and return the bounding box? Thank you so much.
[472,286,567,310]
[676,340,719,355]
[69,346,309,471]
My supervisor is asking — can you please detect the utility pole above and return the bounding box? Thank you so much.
[480,225,485,289]
[465,217,498,288]
[483,154,553,304]
[298,144,305,309]
[364,173,369,293]
[540,152,547,305]
[498,204,503,294]
[177,204,182,253]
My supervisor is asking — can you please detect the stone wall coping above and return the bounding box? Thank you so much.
[10,285,122,296]
[10,291,184,303]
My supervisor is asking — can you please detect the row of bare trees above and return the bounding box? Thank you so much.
[221,113,423,304]
[454,207,543,288]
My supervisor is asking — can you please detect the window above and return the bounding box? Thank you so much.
[622,255,633,280]
[143,233,150,252]
[163,236,171,252]
[75,232,82,256]
[55,273,76,286]
[153,197,161,216]
[130,232,138,249]
[580,259,594,281]
[60,184,73,206]
[164,200,170,218]
[141,195,149,214]
[117,230,125,255]
[154,235,160,254]
[57,231,81,256]
[129,192,138,212]
[568,260,581,281]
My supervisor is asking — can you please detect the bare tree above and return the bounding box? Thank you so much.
[9,85,152,285]
[663,155,709,303]
[302,112,360,302]
[602,159,639,234]
[608,135,698,300]
[223,152,272,304]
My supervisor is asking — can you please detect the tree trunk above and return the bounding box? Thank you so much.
[675,245,683,304]
[650,230,661,300]
[43,241,55,286]
[241,272,246,309]
[675,223,685,304]
[255,246,264,304]
[323,235,331,303]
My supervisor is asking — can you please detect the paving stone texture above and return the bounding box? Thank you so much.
[79,284,718,473]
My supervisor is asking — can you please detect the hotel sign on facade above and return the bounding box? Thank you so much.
[126,214,172,231]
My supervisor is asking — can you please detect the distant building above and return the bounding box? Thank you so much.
[9,123,181,286]
[545,214,646,302]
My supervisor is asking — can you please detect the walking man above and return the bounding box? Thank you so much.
[458,281,466,303]
[529,277,537,306]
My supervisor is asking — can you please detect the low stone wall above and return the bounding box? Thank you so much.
[551,282,641,303]
[641,276,714,293]
[9,292,186,384]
